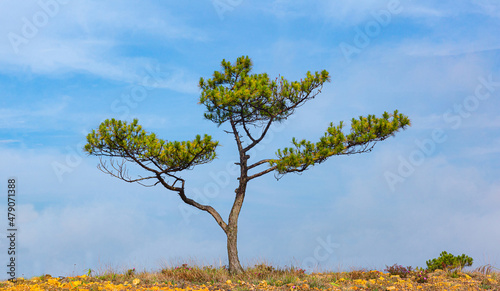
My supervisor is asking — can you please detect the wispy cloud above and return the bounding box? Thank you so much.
[0,139,21,144]
[465,138,500,156]
[260,0,500,26]
[56,1,208,41]
[0,1,204,93]
[0,96,70,129]
[471,0,500,18]
[0,36,199,93]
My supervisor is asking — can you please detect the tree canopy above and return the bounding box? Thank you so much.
[199,56,330,125]
[84,55,410,274]
[272,111,410,174]
[85,118,218,184]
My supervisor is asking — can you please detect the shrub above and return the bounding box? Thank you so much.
[384,264,413,278]
[413,267,430,283]
[426,251,473,272]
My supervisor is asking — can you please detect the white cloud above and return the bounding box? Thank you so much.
[296,148,500,269]
[261,0,499,30]
[395,38,500,58]
[261,0,386,25]
[261,0,453,26]
[0,145,227,276]
[0,1,203,93]
[0,95,70,129]
[57,1,208,41]
[0,139,21,144]
[471,0,500,18]
[465,138,500,156]
[0,36,199,93]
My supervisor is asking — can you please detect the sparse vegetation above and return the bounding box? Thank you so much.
[1,261,498,290]
[384,264,413,278]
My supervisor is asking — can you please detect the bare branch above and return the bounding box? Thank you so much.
[248,159,273,170]
[97,158,159,186]
[241,118,256,143]
[247,165,277,181]
[243,117,274,152]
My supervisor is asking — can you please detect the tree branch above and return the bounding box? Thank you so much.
[112,134,162,174]
[243,117,274,152]
[97,158,160,186]
[230,116,244,153]
[155,173,228,232]
[247,165,277,181]
[248,159,273,170]
[241,114,257,143]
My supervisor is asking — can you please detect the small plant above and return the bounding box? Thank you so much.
[480,278,493,289]
[449,270,460,278]
[175,264,192,271]
[126,268,136,277]
[426,251,473,272]
[475,264,496,275]
[413,268,429,284]
[384,264,413,278]
[272,279,283,286]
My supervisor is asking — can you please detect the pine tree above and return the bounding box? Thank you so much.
[85,56,410,274]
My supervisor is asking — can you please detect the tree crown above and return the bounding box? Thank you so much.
[199,55,331,126]
[84,118,218,173]
[272,111,410,174]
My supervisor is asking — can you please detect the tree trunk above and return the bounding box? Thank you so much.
[226,162,247,274]
[226,181,247,274]
[226,120,248,275]
[226,225,244,274]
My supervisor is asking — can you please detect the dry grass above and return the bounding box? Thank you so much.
[1,263,499,290]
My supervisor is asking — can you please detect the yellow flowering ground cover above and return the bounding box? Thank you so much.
[1,264,498,290]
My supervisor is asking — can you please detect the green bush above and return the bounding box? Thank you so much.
[426,251,473,272]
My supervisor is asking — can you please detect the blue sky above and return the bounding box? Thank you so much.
[1,0,500,279]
